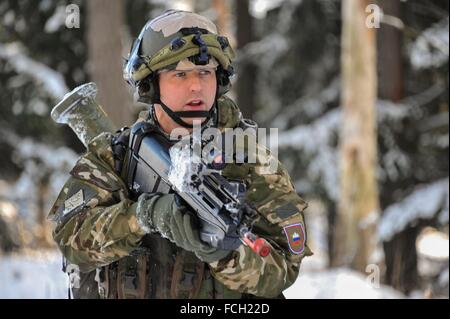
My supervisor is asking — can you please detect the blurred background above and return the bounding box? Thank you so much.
[0,0,448,299]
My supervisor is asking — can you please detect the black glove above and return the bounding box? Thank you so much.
[136,193,232,263]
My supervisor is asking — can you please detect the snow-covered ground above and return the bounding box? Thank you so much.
[0,250,67,299]
[0,249,406,299]
[284,266,405,299]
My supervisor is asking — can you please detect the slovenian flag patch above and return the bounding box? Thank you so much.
[283,223,305,255]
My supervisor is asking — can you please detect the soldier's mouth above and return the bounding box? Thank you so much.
[185,99,205,109]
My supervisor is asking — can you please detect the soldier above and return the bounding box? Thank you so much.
[48,9,312,299]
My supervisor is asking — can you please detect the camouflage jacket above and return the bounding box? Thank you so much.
[48,96,312,299]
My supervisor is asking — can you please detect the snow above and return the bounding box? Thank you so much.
[50,82,114,147]
[402,83,447,110]
[167,0,194,12]
[376,99,410,121]
[358,209,379,231]
[439,193,449,224]
[380,148,411,182]
[300,200,329,272]
[274,95,447,199]
[275,108,339,158]
[38,0,53,12]
[3,10,15,27]
[242,33,289,68]
[44,5,67,33]
[0,42,69,100]
[438,267,449,287]
[284,267,404,299]
[0,250,67,299]
[275,108,340,200]
[416,228,449,279]
[378,178,449,242]
[249,0,286,19]
[417,228,449,261]
[16,138,78,172]
[409,17,449,70]
[53,81,98,115]
[2,128,77,174]
[168,139,202,193]
[0,129,78,224]
[271,77,340,130]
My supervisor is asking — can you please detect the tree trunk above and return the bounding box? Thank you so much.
[213,0,230,36]
[36,178,52,247]
[383,226,420,294]
[377,0,420,293]
[213,0,235,53]
[235,0,257,118]
[0,216,16,252]
[332,0,380,272]
[377,0,403,101]
[87,0,133,128]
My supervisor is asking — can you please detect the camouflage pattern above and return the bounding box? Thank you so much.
[206,100,312,297]
[48,96,312,298]
[49,132,146,272]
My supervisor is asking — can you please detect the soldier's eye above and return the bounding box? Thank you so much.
[174,71,186,77]
[199,70,212,76]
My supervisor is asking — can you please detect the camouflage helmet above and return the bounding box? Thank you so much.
[123,10,235,104]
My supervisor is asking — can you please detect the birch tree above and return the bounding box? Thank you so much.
[87,0,133,127]
[332,0,380,272]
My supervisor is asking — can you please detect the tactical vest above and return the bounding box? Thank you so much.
[66,236,243,299]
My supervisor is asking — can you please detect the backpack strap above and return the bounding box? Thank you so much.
[116,248,151,299]
[170,250,205,299]
[111,127,131,176]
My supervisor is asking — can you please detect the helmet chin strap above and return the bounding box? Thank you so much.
[157,99,216,129]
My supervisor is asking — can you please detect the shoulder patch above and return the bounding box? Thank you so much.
[283,223,306,255]
[274,202,300,220]
[55,184,98,224]
[64,189,84,213]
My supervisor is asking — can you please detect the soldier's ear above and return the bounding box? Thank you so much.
[216,66,232,97]
[137,75,160,104]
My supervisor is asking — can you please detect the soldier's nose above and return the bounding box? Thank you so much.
[189,75,202,92]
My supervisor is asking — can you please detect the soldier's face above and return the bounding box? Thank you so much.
[155,63,217,134]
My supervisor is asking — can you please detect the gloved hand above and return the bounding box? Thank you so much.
[136,193,231,263]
